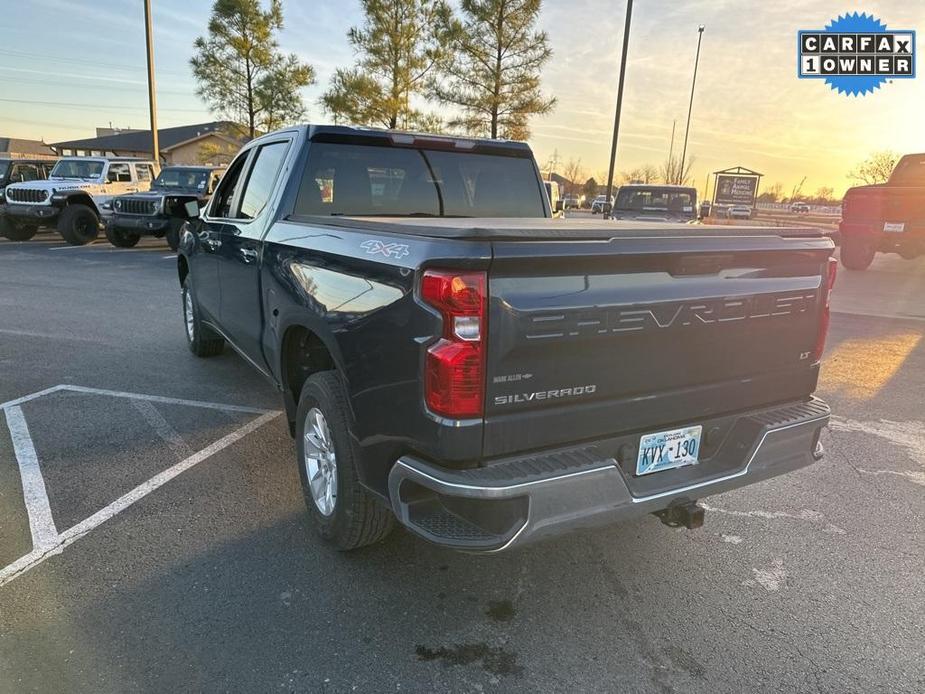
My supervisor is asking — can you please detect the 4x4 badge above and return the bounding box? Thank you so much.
[361,240,410,259]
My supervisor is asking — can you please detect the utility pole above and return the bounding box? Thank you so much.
[666,119,676,183]
[143,0,159,163]
[604,0,634,219]
[679,25,705,185]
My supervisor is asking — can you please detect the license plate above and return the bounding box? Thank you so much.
[884,222,905,233]
[636,425,703,476]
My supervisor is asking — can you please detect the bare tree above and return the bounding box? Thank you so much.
[848,150,898,185]
[621,164,658,184]
[561,158,585,195]
[661,155,694,185]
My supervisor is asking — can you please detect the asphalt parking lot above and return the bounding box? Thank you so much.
[1,230,923,693]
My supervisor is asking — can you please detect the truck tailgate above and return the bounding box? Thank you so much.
[484,234,834,457]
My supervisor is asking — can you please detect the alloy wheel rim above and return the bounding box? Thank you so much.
[303,407,338,517]
[184,289,194,341]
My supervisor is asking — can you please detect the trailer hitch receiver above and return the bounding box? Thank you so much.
[654,501,704,530]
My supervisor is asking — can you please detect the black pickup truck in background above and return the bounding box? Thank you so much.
[106,166,223,250]
[173,125,834,553]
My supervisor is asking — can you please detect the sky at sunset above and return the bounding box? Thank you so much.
[1,0,923,197]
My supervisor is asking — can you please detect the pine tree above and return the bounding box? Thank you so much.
[191,0,315,138]
[321,0,453,130]
[431,0,555,139]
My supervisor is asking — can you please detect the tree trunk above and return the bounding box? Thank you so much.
[491,2,504,139]
[245,53,255,138]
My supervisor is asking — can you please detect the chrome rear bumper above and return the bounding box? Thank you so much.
[388,398,830,552]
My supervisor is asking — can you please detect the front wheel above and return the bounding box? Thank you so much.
[0,218,37,241]
[165,219,184,252]
[181,276,225,357]
[840,236,876,271]
[57,204,100,245]
[296,371,394,550]
[105,226,140,248]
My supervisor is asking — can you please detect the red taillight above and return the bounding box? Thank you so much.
[421,270,487,418]
[814,257,838,360]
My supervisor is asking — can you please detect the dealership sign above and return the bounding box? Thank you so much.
[798,12,916,95]
[712,167,762,207]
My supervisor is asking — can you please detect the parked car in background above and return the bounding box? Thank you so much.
[562,193,582,209]
[590,194,613,214]
[610,184,698,223]
[544,180,563,216]
[727,205,753,220]
[0,158,57,240]
[790,201,810,213]
[839,152,925,270]
[2,156,159,244]
[171,124,833,554]
[106,166,223,250]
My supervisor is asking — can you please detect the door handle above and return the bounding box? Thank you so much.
[239,248,258,263]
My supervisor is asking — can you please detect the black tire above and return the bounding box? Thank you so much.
[181,276,224,357]
[105,225,141,248]
[165,219,184,252]
[295,371,394,550]
[57,204,100,245]
[0,218,37,241]
[840,236,875,271]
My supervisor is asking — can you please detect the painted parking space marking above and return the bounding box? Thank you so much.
[0,385,281,587]
[829,415,925,486]
[6,406,58,551]
[131,399,194,458]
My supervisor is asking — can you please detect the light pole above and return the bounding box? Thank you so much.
[604,0,634,219]
[143,0,159,163]
[678,24,704,185]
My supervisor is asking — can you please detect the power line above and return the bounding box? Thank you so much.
[0,97,206,113]
[0,47,189,77]
[0,75,196,96]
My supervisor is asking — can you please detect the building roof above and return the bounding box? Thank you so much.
[52,121,246,154]
[0,137,57,156]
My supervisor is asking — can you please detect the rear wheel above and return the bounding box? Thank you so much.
[57,204,99,245]
[0,218,37,241]
[181,276,225,357]
[105,225,140,248]
[840,236,876,271]
[296,371,394,550]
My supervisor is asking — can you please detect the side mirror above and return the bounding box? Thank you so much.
[183,200,200,219]
[555,200,563,213]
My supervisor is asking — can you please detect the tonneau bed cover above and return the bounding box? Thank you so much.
[289,215,830,241]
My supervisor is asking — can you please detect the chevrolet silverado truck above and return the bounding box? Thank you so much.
[106,166,223,250]
[0,158,57,241]
[840,153,925,270]
[173,125,835,552]
[3,156,158,245]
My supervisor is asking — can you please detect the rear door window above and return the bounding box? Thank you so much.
[135,164,153,183]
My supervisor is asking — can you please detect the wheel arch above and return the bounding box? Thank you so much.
[279,323,344,434]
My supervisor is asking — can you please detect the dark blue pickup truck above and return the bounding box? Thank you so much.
[175,125,834,552]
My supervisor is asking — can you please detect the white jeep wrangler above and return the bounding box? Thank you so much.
[1,157,159,244]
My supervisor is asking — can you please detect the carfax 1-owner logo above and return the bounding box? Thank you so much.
[798,12,916,95]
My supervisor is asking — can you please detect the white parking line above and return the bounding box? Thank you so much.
[5,406,58,551]
[49,385,273,414]
[0,410,280,587]
[131,399,194,458]
[48,243,104,250]
[0,384,282,587]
